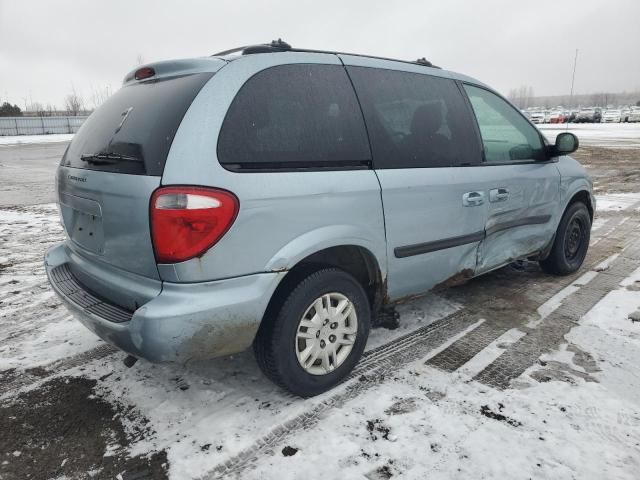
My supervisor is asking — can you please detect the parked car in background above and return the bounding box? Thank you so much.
[602,109,623,123]
[628,107,640,123]
[549,110,566,124]
[575,107,602,123]
[530,110,546,124]
[621,107,631,122]
[44,41,593,397]
[565,110,577,123]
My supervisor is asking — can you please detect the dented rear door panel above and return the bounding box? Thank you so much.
[377,167,488,300]
[476,162,561,273]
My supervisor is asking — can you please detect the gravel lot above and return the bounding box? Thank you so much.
[1,126,640,479]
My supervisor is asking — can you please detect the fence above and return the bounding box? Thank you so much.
[0,116,88,136]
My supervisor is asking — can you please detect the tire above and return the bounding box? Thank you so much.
[540,202,591,275]
[254,268,371,397]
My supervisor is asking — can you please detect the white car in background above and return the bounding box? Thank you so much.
[621,107,631,122]
[629,107,640,123]
[602,109,623,123]
[529,111,546,124]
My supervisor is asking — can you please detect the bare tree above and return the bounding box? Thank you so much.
[508,85,535,109]
[90,85,113,109]
[26,101,46,116]
[589,92,613,108]
[65,87,85,116]
[136,53,145,66]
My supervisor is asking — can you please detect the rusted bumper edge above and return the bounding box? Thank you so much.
[44,244,286,364]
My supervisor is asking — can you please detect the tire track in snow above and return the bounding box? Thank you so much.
[0,343,117,397]
[200,210,640,479]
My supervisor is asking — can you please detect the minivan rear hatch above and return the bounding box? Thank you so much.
[58,70,214,280]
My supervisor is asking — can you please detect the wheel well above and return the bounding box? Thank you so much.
[264,245,384,322]
[568,190,594,221]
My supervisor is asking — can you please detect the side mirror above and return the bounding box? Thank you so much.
[551,132,579,156]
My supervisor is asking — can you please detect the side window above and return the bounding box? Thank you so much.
[463,85,545,163]
[217,64,371,170]
[347,66,482,169]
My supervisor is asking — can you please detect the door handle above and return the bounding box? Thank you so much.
[489,188,509,203]
[462,191,485,207]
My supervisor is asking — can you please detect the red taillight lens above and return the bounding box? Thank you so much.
[135,67,155,80]
[150,187,239,264]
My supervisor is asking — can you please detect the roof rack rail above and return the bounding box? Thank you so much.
[212,45,249,56]
[212,40,441,69]
[212,39,291,57]
[243,38,291,54]
[415,57,435,67]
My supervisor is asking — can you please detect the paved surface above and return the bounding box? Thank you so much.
[0,142,67,207]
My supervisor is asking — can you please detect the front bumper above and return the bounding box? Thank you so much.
[45,244,285,363]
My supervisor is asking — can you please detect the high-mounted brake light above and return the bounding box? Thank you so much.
[150,187,239,264]
[135,67,155,80]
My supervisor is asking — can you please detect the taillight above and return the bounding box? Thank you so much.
[135,67,155,80]
[150,187,239,264]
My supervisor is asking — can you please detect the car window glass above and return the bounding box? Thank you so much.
[463,85,545,163]
[217,64,371,170]
[346,66,482,168]
[62,73,213,175]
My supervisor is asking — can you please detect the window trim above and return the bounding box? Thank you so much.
[216,63,373,173]
[460,82,554,166]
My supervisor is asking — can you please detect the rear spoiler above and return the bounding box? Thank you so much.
[122,57,227,85]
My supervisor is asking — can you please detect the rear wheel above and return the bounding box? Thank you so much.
[540,202,591,275]
[254,268,370,397]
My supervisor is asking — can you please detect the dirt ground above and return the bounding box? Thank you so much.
[0,377,167,479]
[573,147,640,193]
[1,140,640,479]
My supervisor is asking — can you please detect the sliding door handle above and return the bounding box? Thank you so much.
[489,188,509,202]
[462,191,485,207]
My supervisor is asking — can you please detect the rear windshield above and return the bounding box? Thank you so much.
[61,72,213,175]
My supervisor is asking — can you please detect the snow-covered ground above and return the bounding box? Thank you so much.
[0,133,74,146]
[595,192,640,211]
[242,281,640,479]
[539,123,640,148]
[2,189,640,479]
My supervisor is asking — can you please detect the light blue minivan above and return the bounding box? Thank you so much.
[45,40,593,396]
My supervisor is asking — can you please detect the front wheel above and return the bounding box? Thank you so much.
[540,202,591,275]
[254,268,370,397]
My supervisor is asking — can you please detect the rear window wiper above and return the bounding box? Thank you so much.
[81,153,141,165]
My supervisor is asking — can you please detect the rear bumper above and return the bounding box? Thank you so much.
[45,244,285,363]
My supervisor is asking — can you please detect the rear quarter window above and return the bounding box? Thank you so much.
[62,72,213,176]
[217,64,371,171]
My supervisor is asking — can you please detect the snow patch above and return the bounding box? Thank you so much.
[0,134,74,146]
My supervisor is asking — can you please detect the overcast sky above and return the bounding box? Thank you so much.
[1,0,639,109]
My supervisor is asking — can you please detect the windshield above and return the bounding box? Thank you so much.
[62,72,213,175]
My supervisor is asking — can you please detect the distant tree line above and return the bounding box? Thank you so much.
[0,102,22,117]
[1,84,114,118]
[508,86,535,109]
[509,86,640,109]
